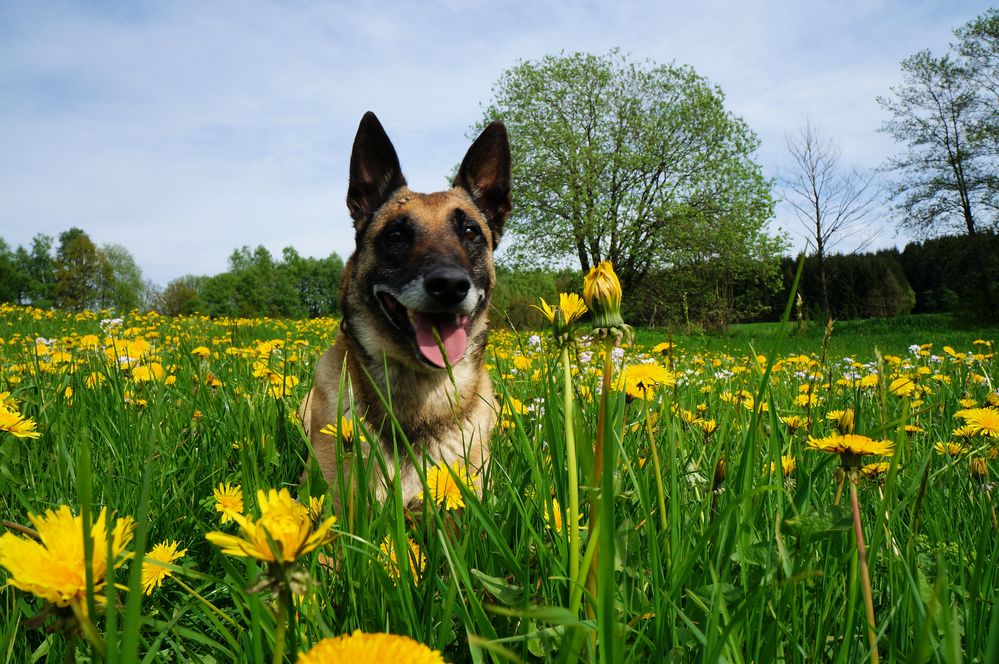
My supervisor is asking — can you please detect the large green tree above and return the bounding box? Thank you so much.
[54,228,109,311]
[478,51,783,297]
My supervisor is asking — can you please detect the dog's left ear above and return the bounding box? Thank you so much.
[454,121,511,247]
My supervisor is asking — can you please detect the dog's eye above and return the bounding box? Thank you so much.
[387,229,405,243]
[462,223,481,242]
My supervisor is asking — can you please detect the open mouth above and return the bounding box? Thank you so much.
[377,291,472,368]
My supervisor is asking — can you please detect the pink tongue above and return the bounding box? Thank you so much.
[413,314,468,368]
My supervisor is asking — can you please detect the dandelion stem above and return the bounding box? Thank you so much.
[850,475,880,664]
[642,388,668,534]
[272,576,292,664]
[586,338,614,629]
[70,601,106,659]
[562,345,582,611]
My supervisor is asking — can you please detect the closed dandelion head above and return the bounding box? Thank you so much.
[582,261,631,341]
[298,630,445,664]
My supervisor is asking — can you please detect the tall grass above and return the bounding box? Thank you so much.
[0,303,997,661]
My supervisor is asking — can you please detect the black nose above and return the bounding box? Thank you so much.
[424,268,471,305]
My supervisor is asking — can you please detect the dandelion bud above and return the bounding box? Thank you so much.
[583,261,631,340]
[837,408,856,435]
[970,457,989,480]
[712,456,727,494]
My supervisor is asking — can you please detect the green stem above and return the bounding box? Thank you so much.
[562,345,582,611]
[850,476,880,664]
[643,390,668,534]
[586,340,614,617]
[273,579,292,664]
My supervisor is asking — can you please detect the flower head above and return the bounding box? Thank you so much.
[319,416,366,449]
[0,506,134,611]
[0,404,41,439]
[213,482,244,524]
[618,362,675,400]
[807,433,894,469]
[533,292,588,345]
[206,488,336,564]
[379,534,425,584]
[582,261,631,339]
[420,460,479,511]
[959,408,999,438]
[141,540,187,595]
[297,630,444,664]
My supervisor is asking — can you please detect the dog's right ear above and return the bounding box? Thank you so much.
[346,112,407,225]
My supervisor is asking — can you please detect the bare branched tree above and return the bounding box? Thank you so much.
[781,119,880,319]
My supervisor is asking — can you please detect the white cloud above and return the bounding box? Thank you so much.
[0,0,988,284]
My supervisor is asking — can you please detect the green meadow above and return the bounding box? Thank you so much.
[1,303,998,662]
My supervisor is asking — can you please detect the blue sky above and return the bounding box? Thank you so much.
[0,0,990,286]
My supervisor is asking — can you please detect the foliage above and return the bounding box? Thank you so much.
[878,10,999,316]
[0,304,997,661]
[157,246,345,318]
[479,50,785,294]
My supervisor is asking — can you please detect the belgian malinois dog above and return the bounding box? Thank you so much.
[299,112,511,507]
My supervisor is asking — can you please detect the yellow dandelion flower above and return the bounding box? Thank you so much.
[379,535,426,584]
[618,363,675,399]
[141,540,187,595]
[0,405,41,439]
[206,488,336,564]
[888,376,916,397]
[191,346,211,359]
[420,461,478,511]
[297,630,445,664]
[781,415,809,433]
[213,482,244,524]
[544,497,583,533]
[960,408,999,438]
[768,455,796,475]
[319,416,366,448]
[860,462,892,478]
[0,506,134,611]
[131,362,164,383]
[934,441,970,456]
[807,433,894,467]
[652,341,676,355]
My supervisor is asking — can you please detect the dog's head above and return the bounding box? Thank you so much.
[341,112,511,370]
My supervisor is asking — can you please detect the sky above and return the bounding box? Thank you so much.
[0,0,991,287]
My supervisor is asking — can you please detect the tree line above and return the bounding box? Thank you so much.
[2,226,993,329]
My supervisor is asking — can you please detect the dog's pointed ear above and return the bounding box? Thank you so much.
[347,112,407,225]
[454,121,511,247]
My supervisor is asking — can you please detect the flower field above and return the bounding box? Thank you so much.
[1,301,998,662]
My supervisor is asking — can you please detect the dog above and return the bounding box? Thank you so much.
[299,111,511,508]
